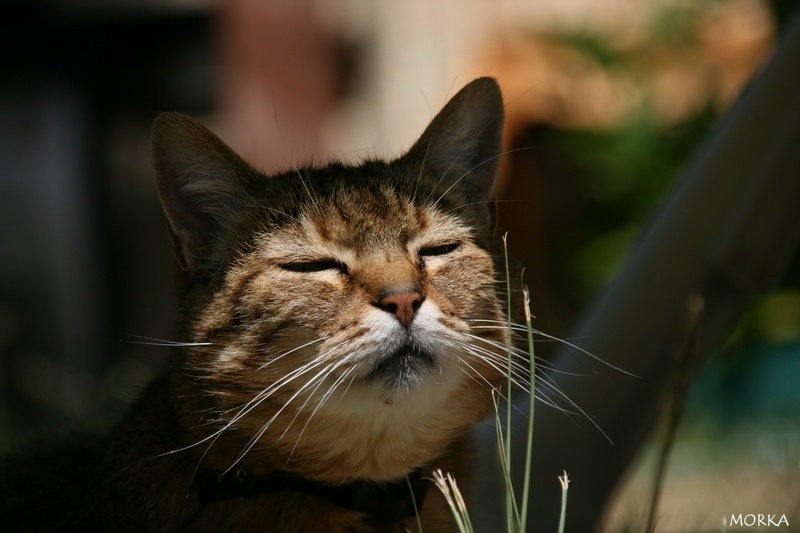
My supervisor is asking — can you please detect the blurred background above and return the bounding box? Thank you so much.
[0,0,798,531]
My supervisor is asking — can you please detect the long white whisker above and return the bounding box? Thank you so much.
[224,353,344,475]
[159,343,330,487]
[456,343,529,390]
[119,334,213,347]
[257,337,327,371]
[180,355,330,489]
[454,355,510,401]
[466,318,636,377]
[460,322,613,440]
[276,357,351,443]
[283,363,360,465]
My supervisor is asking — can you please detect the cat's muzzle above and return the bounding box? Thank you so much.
[364,341,436,390]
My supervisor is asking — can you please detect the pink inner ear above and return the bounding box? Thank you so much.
[157,179,211,273]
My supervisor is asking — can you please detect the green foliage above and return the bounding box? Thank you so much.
[544,104,716,299]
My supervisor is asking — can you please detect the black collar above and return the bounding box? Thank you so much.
[195,467,430,526]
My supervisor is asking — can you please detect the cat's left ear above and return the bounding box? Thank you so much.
[151,112,259,274]
[403,77,504,207]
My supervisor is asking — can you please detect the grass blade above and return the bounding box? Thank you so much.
[492,389,520,528]
[501,233,516,530]
[407,472,424,533]
[518,287,536,532]
[432,469,474,533]
[557,471,570,533]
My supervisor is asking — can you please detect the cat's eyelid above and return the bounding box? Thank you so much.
[280,260,347,274]
[419,242,461,257]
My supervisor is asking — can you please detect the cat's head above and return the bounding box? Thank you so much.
[152,78,514,479]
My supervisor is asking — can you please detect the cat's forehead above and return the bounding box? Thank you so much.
[256,179,471,259]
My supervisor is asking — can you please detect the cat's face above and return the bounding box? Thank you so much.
[153,78,511,480]
[214,178,502,398]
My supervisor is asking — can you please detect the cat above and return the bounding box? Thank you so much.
[0,77,522,532]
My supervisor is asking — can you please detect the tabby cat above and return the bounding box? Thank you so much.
[1,77,520,532]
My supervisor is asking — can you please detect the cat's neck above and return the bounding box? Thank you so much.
[170,368,487,485]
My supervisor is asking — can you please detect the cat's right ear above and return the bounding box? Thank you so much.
[151,113,257,274]
[403,78,505,210]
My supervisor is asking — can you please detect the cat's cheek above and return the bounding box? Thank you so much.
[427,260,496,314]
[315,287,371,336]
[421,287,461,325]
[241,271,344,320]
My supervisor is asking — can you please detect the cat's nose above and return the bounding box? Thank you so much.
[376,289,424,328]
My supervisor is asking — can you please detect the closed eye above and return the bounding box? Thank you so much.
[419,243,460,257]
[281,261,347,273]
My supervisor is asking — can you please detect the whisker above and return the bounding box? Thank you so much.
[465,318,635,377]
[119,334,213,348]
[284,363,359,466]
[277,358,351,444]
[159,348,330,479]
[456,339,531,388]
[256,337,327,372]
[460,323,614,440]
[227,360,342,475]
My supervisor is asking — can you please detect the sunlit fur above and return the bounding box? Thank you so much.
[155,78,513,532]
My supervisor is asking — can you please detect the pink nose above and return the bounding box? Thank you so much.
[376,289,424,328]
